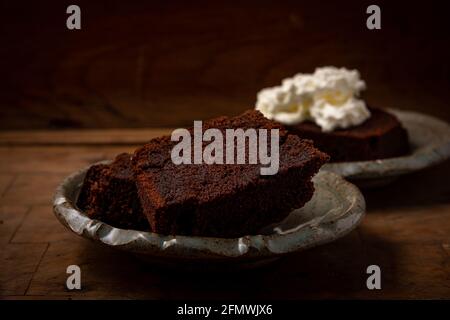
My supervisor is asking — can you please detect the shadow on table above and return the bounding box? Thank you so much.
[80,228,399,299]
[362,160,450,210]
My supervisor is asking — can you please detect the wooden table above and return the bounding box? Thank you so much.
[0,129,449,300]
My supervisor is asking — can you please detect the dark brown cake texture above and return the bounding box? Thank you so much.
[287,107,409,162]
[133,110,329,238]
[76,153,149,231]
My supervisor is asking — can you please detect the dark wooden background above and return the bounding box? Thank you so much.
[1,0,449,130]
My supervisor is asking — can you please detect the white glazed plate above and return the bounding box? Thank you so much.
[53,168,365,270]
[323,109,450,187]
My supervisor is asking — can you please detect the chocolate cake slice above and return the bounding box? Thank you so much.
[287,107,409,162]
[77,153,149,231]
[132,110,329,237]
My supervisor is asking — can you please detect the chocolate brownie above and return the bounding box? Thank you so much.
[77,153,149,231]
[132,110,329,237]
[287,107,409,162]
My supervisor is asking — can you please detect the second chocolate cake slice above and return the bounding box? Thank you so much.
[77,153,149,231]
[132,110,329,237]
[287,107,409,162]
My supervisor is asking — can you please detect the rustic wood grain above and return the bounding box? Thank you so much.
[442,243,450,257]
[0,206,29,244]
[1,173,67,206]
[0,129,449,299]
[0,146,136,174]
[0,129,171,146]
[1,1,449,130]
[0,243,48,296]
[365,206,450,244]
[27,238,164,299]
[0,174,15,197]
[11,206,75,244]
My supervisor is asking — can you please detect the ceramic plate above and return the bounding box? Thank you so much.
[323,109,450,187]
[53,166,365,270]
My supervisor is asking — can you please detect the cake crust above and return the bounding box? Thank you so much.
[133,110,329,237]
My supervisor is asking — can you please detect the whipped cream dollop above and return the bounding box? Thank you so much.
[256,67,371,132]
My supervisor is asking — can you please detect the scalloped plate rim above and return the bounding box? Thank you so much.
[53,167,365,261]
